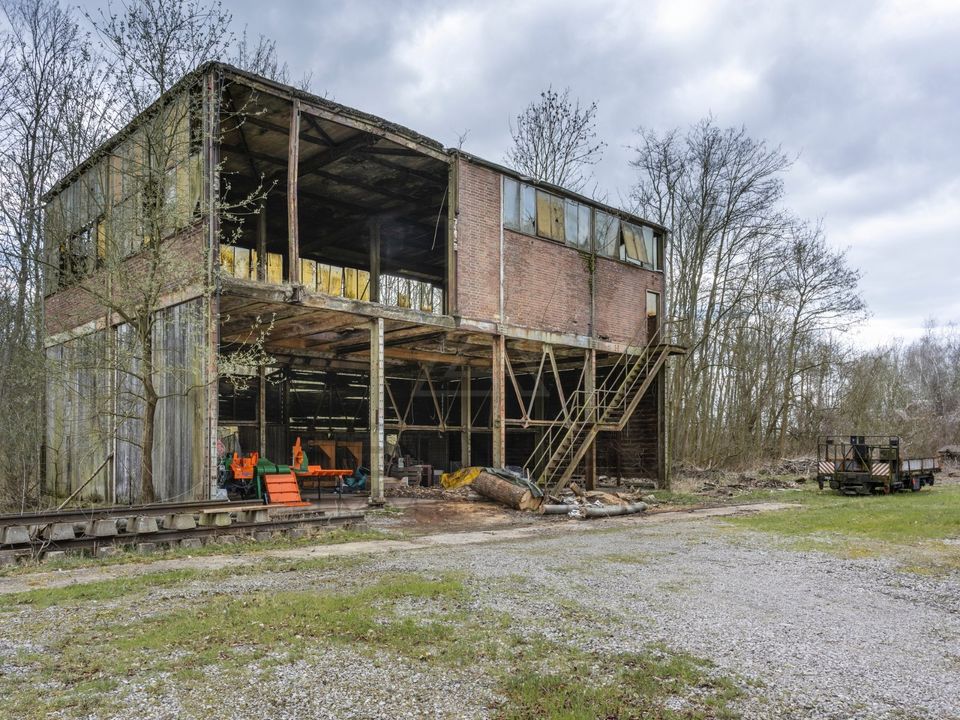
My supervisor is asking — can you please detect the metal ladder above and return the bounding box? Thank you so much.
[524,323,672,496]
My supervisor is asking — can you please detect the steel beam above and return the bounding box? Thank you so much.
[584,348,597,491]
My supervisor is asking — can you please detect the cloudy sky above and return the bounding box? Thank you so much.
[226,0,957,345]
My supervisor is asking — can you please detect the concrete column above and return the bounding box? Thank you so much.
[369,317,385,504]
[584,348,597,491]
[460,366,472,467]
[491,335,505,467]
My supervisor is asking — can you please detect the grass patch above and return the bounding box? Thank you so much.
[0,567,746,720]
[729,484,960,574]
[602,552,651,565]
[0,569,202,610]
[499,643,741,720]
[0,527,392,578]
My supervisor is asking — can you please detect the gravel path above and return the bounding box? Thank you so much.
[1,506,958,719]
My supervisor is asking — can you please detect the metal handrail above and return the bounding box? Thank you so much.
[523,321,668,486]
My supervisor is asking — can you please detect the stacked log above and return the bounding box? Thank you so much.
[471,471,543,511]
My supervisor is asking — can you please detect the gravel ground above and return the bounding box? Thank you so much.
[1,509,958,719]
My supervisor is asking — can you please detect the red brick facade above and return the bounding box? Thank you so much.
[45,228,207,337]
[454,158,665,345]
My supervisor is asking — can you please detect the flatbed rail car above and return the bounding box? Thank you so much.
[816,435,940,495]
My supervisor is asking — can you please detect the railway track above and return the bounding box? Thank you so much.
[0,502,366,564]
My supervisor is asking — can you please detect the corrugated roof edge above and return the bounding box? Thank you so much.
[449,150,668,235]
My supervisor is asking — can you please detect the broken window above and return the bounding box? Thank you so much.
[535,190,565,242]
[595,210,619,257]
[564,199,592,251]
[520,183,536,234]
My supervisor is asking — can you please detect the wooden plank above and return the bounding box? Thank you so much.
[287,98,300,285]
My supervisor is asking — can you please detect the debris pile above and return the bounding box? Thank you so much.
[441,467,544,511]
[542,482,649,520]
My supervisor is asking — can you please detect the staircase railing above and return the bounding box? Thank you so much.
[523,320,672,494]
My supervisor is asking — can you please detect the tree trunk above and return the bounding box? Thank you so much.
[140,329,157,503]
[472,471,541,511]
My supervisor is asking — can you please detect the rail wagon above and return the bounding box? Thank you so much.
[816,435,940,495]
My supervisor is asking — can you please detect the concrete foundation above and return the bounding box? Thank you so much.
[178,537,202,549]
[238,509,269,523]
[96,545,118,558]
[42,523,76,541]
[135,542,158,554]
[128,516,159,534]
[253,531,273,542]
[85,519,118,537]
[199,512,232,527]
[162,514,197,531]
[0,526,31,545]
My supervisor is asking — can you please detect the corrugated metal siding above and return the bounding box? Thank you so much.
[45,335,113,502]
[46,298,209,504]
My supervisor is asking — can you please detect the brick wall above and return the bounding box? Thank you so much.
[594,256,663,345]
[45,228,207,337]
[455,158,501,321]
[502,229,591,335]
[454,158,665,344]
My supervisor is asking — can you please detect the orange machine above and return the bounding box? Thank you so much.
[291,437,351,497]
[230,452,259,480]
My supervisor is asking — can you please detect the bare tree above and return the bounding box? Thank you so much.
[506,86,605,193]
[0,0,106,510]
[43,0,276,503]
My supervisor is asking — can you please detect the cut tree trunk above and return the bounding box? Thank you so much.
[472,471,542,511]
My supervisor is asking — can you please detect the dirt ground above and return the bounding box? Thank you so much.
[1,493,958,719]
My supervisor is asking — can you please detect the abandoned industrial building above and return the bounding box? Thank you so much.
[41,62,682,507]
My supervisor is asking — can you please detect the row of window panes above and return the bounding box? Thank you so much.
[502,176,661,270]
[218,248,444,314]
[379,274,444,314]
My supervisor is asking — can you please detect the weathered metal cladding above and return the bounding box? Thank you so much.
[46,298,208,504]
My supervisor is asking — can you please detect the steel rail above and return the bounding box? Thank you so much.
[0,510,366,561]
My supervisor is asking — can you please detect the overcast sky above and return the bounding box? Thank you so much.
[223,1,957,344]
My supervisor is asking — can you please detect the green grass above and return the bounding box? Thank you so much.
[499,643,741,720]
[0,568,202,609]
[729,484,960,573]
[0,527,392,578]
[0,567,745,720]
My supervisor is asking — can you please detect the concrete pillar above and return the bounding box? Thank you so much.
[491,335,505,467]
[460,366,472,467]
[584,348,597,491]
[369,317,385,504]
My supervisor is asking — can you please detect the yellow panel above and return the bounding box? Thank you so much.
[220,245,235,276]
[318,263,330,294]
[550,196,565,242]
[329,265,343,297]
[536,191,552,237]
[250,249,258,280]
[358,270,370,301]
[267,253,283,284]
[344,267,359,299]
[96,221,107,261]
[300,259,317,291]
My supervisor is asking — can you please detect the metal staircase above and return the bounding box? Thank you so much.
[524,324,673,496]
